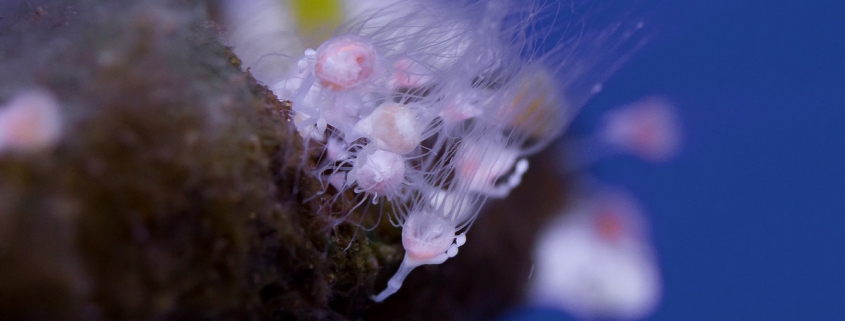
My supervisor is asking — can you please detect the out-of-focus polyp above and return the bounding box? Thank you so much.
[600,96,681,162]
[529,190,662,320]
[0,89,62,153]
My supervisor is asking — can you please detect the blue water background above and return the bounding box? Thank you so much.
[506,0,845,320]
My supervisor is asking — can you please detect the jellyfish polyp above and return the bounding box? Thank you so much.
[313,34,379,90]
[371,211,464,302]
[401,211,457,261]
[349,149,405,197]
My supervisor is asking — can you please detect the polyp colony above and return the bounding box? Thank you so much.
[272,0,616,301]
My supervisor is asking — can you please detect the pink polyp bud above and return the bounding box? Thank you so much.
[389,58,433,89]
[351,149,405,196]
[0,89,62,152]
[313,34,379,90]
[439,91,483,123]
[454,139,519,193]
[353,102,422,155]
[588,192,649,244]
[401,211,456,261]
[594,210,624,242]
[600,96,681,162]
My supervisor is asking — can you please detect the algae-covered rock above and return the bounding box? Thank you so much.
[0,1,392,320]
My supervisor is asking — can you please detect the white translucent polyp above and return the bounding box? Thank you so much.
[453,138,527,198]
[371,211,463,302]
[439,90,484,124]
[314,34,379,90]
[428,189,479,222]
[348,149,405,197]
[353,102,422,155]
[401,211,456,261]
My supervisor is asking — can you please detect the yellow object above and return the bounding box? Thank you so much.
[498,68,565,142]
[290,0,343,44]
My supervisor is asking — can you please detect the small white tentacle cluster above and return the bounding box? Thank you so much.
[268,0,649,302]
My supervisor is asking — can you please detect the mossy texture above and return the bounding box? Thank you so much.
[0,1,566,320]
[0,1,392,320]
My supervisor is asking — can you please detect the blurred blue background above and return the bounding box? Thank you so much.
[508,0,845,320]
